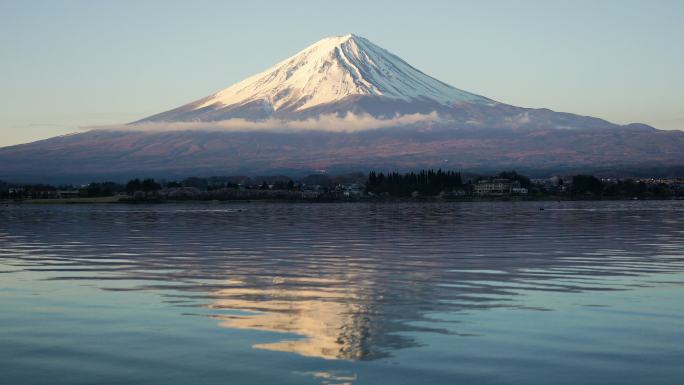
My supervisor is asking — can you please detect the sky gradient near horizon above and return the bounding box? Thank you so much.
[1,0,682,147]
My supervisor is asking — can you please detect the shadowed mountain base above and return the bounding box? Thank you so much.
[1,125,683,183]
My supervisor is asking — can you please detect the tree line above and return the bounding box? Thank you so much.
[1,172,682,201]
[568,175,676,199]
[367,169,463,197]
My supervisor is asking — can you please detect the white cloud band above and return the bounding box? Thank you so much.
[89,112,443,133]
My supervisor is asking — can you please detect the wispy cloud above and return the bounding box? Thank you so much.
[87,112,443,133]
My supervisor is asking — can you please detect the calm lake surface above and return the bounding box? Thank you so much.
[1,201,683,385]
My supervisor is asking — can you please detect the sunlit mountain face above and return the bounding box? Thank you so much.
[138,34,495,122]
[1,34,683,182]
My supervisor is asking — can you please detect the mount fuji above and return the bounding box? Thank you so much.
[1,34,683,182]
[140,34,495,122]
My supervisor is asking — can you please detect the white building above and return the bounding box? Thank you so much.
[474,179,528,196]
[473,179,513,196]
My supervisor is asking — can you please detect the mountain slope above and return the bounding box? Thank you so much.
[140,34,495,122]
[137,34,654,133]
[1,125,683,183]
[0,33,681,182]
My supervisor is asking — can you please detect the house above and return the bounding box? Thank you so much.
[56,190,80,198]
[473,179,528,196]
[473,179,514,196]
[343,183,363,197]
[512,187,529,195]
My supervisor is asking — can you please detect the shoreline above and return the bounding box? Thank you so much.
[3,196,682,205]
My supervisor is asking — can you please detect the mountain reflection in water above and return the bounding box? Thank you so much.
[1,202,684,363]
[210,277,383,360]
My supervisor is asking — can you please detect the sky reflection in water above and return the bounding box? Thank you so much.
[1,202,684,384]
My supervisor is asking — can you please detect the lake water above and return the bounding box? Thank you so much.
[1,201,683,385]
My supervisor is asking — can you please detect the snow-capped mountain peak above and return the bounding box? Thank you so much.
[188,34,494,114]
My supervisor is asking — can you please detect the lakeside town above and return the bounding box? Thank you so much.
[2,170,684,203]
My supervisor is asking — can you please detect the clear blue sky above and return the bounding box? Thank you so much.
[1,0,682,146]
